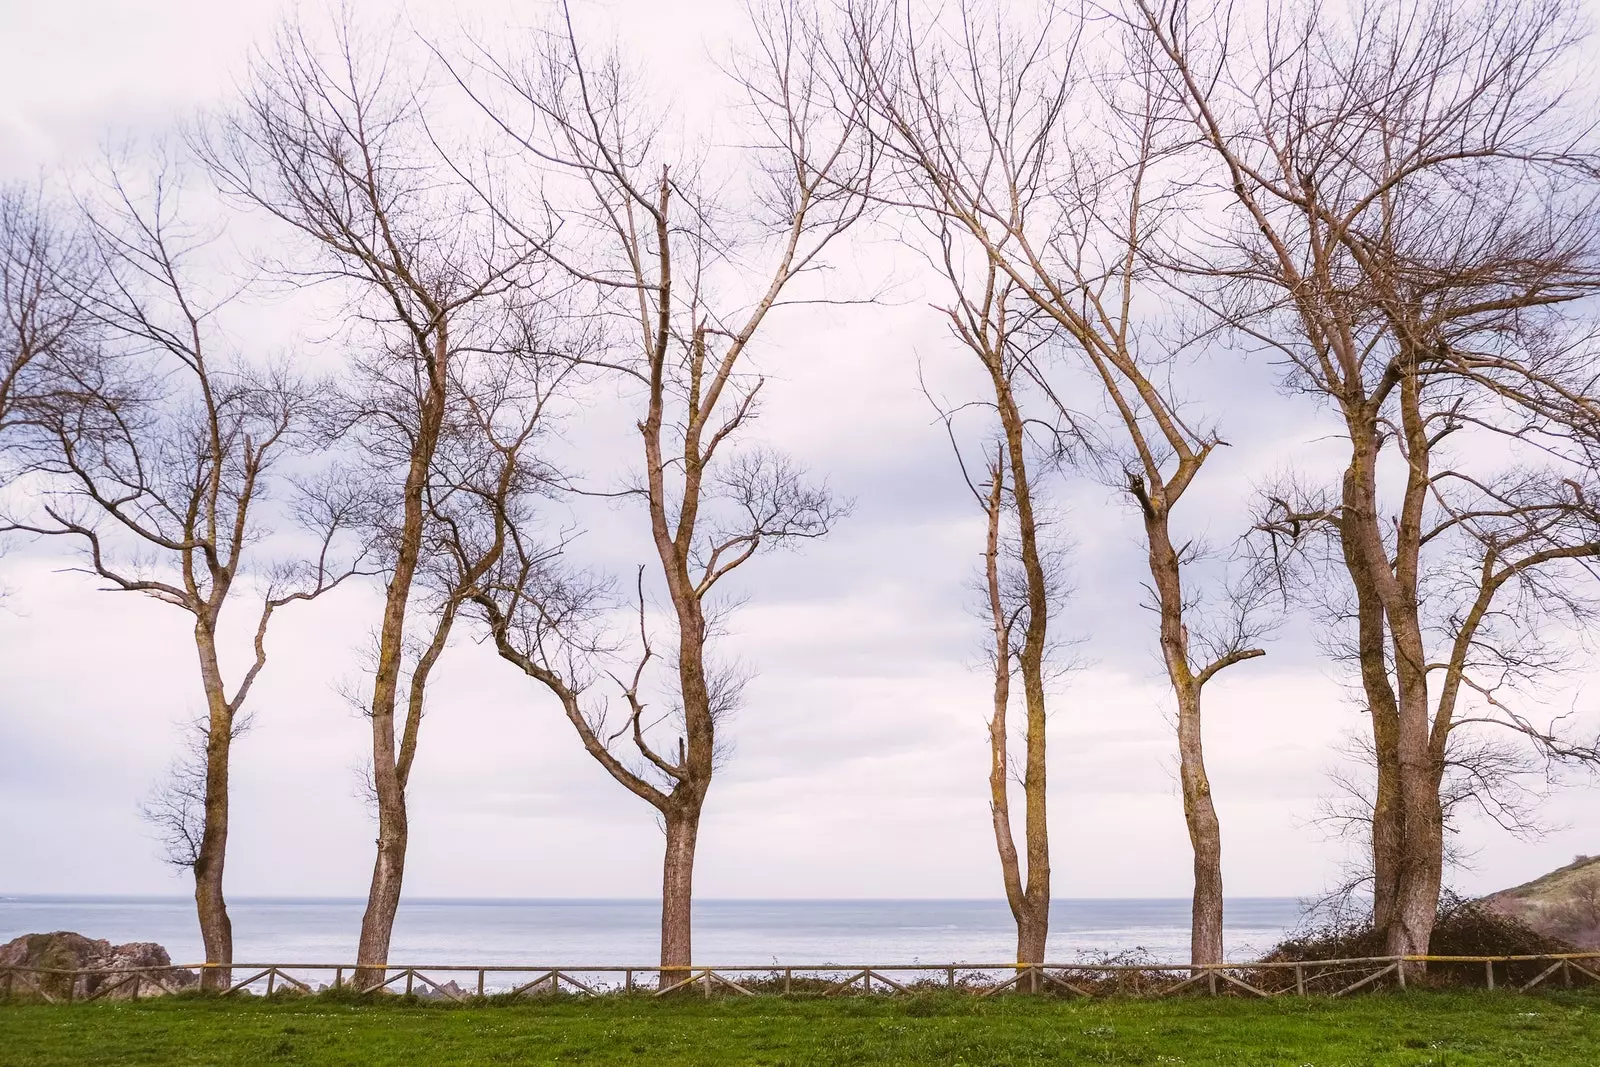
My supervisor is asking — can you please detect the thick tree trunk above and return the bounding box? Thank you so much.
[659,806,700,987]
[1388,785,1443,959]
[193,629,234,991]
[1014,904,1049,973]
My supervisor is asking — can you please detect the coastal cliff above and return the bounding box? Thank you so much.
[1482,855,1600,950]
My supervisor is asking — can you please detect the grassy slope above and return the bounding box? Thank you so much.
[2,992,1598,1066]
[1484,855,1600,948]
[1488,855,1600,905]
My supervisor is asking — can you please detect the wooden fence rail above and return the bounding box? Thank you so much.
[3,953,1599,1003]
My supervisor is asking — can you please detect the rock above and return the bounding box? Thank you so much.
[0,931,199,1001]
[416,978,471,1001]
[1481,855,1600,950]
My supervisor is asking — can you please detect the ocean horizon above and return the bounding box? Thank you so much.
[0,895,1312,966]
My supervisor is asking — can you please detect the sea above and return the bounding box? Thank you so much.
[0,896,1307,967]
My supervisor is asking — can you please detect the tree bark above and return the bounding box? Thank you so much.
[1335,373,1442,964]
[192,626,234,991]
[1336,423,1406,931]
[355,802,408,989]
[1175,680,1223,967]
[1142,508,1225,966]
[659,805,701,985]
[1385,367,1443,962]
[984,363,1053,971]
[353,330,448,987]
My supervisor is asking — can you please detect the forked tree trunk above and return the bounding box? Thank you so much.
[981,428,1053,974]
[194,628,234,991]
[660,805,701,986]
[988,367,1053,973]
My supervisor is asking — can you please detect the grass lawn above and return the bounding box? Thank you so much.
[1,991,1596,1066]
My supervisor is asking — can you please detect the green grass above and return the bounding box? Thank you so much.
[1,991,1596,1066]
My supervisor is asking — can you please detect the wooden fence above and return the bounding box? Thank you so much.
[4,953,1599,1003]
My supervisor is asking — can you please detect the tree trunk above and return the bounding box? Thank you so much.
[659,805,700,987]
[986,360,1053,972]
[1017,698,1050,970]
[1388,620,1442,962]
[353,334,446,988]
[193,629,233,991]
[1015,904,1048,977]
[192,734,233,992]
[1142,504,1225,966]
[354,789,408,989]
[1338,416,1407,934]
[1385,367,1441,966]
[1177,684,1224,967]
[1388,785,1443,959]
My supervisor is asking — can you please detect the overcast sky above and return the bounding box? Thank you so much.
[1,0,1594,905]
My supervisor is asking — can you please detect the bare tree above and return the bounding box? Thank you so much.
[924,252,1064,971]
[197,14,547,984]
[1135,0,1600,959]
[2,159,364,989]
[0,186,87,478]
[453,0,869,980]
[836,0,1269,965]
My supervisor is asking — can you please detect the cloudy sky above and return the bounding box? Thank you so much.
[1,0,1594,907]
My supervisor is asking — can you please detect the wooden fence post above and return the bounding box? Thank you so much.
[1294,964,1304,997]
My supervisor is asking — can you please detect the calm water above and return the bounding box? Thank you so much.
[0,896,1305,965]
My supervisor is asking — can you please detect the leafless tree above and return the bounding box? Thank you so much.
[1135,0,1600,960]
[451,0,870,980]
[0,185,88,481]
[925,255,1066,971]
[835,0,1270,965]
[2,159,365,989]
[196,14,551,985]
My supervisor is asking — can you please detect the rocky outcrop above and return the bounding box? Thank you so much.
[0,931,199,1001]
[1482,855,1600,950]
